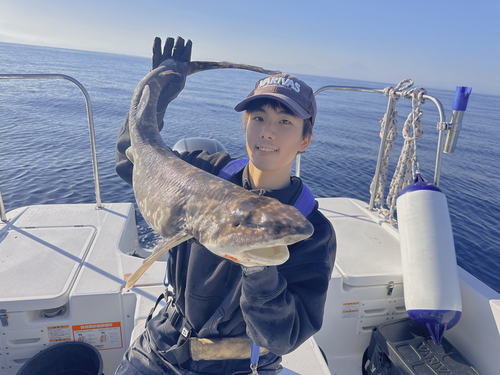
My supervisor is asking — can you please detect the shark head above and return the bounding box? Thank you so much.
[191,194,314,266]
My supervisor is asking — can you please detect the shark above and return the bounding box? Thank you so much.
[124,60,314,288]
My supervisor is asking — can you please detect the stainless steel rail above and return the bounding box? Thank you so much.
[311,85,448,211]
[0,74,102,222]
[0,188,6,223]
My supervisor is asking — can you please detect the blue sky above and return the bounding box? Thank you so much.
[1,0,499,95]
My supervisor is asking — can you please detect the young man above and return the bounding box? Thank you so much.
[115,37,336,375]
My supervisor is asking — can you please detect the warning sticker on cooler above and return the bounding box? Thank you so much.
[48,325,71,342]
[342,302,359,318]
[72,322,123,350]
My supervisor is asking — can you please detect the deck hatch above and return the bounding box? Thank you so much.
[0,226,95,311]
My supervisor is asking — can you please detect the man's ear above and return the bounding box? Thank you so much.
[298,134,312,152]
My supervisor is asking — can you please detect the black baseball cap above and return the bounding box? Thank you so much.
[235,73,317,125]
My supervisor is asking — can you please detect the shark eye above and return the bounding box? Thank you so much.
[233,222,241,227]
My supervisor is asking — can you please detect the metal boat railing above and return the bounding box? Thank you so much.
[294,84,451,212]
[1,76,463,221]
[0,74,102,222]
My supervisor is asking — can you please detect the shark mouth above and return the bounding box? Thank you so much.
[233,245,290,267]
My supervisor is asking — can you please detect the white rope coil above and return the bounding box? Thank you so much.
[370,79,412,211]
[386,87,426,223]
[370,80,427,224]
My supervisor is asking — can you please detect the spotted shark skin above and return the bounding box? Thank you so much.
[124,61,314,288]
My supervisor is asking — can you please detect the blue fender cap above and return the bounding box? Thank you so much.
[398,173,441,197]
[407,309,462,345]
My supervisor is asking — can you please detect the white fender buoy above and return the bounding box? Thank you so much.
[397,173,462,344]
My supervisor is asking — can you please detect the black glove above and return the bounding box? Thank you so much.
[116,36,192,185]
[152,36,192,69]
[152,37,192,119]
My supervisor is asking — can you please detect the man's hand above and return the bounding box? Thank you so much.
[152,37,192,121]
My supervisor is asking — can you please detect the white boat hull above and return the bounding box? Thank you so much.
[2,198,499,374]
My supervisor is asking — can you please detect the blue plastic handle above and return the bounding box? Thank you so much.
[452,86,472,111]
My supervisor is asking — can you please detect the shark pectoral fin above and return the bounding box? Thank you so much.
[125,232,192,289]
[149,232,193,260]
[125,147,134,163]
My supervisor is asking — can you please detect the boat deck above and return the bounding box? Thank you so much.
[1,198,500,374]
[315,197,500,375]
[0,202,330,374]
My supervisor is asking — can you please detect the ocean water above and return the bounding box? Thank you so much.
[1,42,499,293]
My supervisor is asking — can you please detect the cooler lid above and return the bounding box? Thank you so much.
[0,226,95,312]
[318,198,403,287]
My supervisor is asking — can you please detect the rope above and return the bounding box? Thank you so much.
[385,87,426,223]
[370,79,413,211]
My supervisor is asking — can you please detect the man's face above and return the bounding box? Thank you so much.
[245,104,311,175]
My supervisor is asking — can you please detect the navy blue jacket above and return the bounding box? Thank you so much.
[115,118,336,374]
